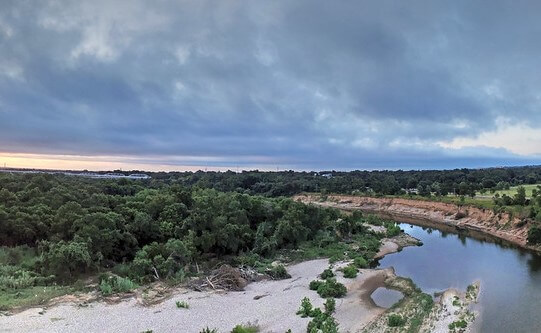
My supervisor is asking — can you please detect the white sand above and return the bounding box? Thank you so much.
[0,260,387,333]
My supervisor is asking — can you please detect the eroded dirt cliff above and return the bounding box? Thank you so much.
[294,194,536,251]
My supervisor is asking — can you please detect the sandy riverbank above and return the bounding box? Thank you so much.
[0,259,393,333]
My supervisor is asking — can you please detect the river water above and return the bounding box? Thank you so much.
[377,222,541,333]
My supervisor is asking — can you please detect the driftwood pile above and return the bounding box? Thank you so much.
[190,264,262,292]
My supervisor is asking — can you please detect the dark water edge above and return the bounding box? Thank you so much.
[376,222,541,333]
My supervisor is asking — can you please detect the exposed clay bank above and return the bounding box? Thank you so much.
[294,194,538,252]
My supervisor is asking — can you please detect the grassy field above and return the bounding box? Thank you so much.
[477,184,541,198]
[0,285,74,312]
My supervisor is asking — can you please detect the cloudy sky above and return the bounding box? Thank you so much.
[1,1,541,171]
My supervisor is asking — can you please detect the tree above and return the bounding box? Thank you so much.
[528,225,541,244]
[40,240,92,279]
[514,186,527,206]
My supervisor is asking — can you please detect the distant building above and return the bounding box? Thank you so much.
[128,174,151,179]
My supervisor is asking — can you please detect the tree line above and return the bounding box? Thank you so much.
[0,173,381,289]
[148,165,541,197]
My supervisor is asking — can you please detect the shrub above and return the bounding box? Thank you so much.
[309,280,323,291]
[324,298,335,314]
[320,316,339,333]
[39,240,92,280]
[99,280,113,296]
[176,301,189,309]
[419,293,434,311]
[319,268,334,279]
[342,265,358,278]
[385,223,401,237]
[388,314,406,327]
[313,278,347,298]
[0,266,45,289]
[306,312,339,333]
[99,275,138,295]
[231,324,259,333]
[115,276,138,292]
[449,319,467,329]
[528,225,541,244]
[296,297,313,317]
[268,264,291,280]
[353,256,368,268]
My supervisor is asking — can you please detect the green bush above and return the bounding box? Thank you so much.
[99,275,138,295]
[324,298,335,314]
[39,240,92,280]
[99,280,113,296]
[309,280,323,291]
[353,256,368,268]
[296,297,313,318]
[419,293,434,311]
[306,311,339,333]
[268,264,291,280]
[385,223,401,237]
[0,266,47,289]
[176,300,189,309]
[528,225,541,244]
[313,278,347,298]
[387,314,406,327]
[448,319,467,329]
[319,268,334,279]
[341,265,358,278]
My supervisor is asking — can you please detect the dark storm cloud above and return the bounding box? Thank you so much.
[0,0,540,170]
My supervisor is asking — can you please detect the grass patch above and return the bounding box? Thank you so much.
[0,285,73,311]
[478,184,541,198]
[231,324,259,333]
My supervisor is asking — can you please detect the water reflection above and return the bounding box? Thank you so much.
[370,287,403,308]
[378,223,541,333]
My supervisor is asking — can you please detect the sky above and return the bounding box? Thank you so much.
[1,1,541,171]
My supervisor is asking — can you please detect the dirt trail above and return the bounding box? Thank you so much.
[294,194,538,251]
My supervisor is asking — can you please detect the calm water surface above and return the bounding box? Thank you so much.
[377,223,541,333]
[371,287,403,308]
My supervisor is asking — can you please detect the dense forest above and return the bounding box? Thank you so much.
[0,173,385,310]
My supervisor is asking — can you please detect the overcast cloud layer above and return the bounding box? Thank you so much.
[1,0,541,170]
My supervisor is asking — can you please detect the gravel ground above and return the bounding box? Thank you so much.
[0,259,388,333]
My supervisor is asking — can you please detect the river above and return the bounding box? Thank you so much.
[376,222,541,332]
